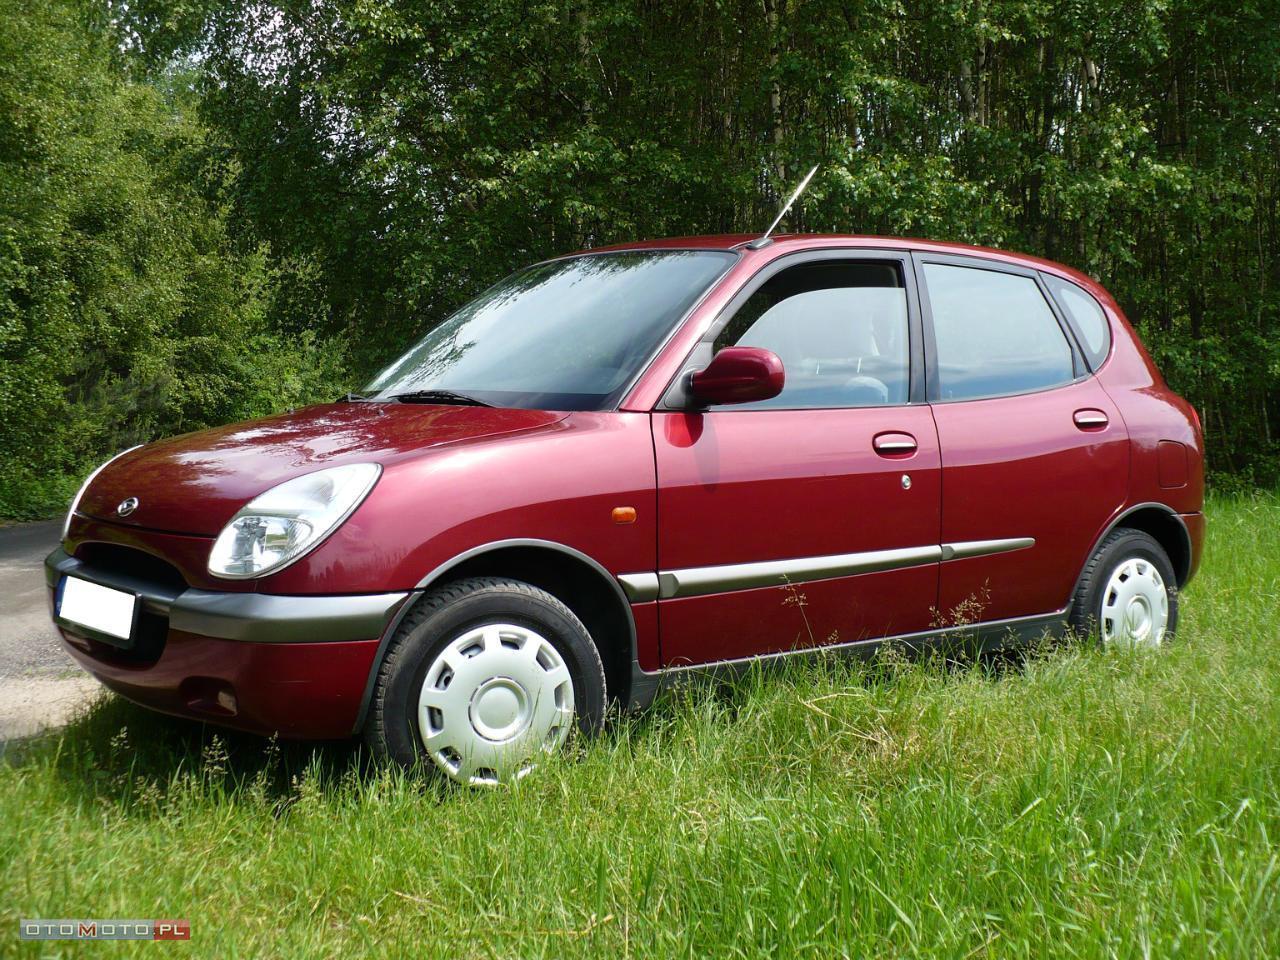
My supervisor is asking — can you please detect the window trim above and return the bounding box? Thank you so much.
[660,249,925,411]
[912,251,1089,405]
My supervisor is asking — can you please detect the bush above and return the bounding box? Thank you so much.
[0,0,351,520]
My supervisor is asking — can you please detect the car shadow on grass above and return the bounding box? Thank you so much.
[625,630,1055,729]
[2,632,1063,814]
[0,693,407,812]
[4,686,686,811]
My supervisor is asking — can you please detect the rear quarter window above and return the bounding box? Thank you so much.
[1043,274,1112,369]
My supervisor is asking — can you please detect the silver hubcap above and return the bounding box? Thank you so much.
[417,623,575,785]
[1100,557,1169,648]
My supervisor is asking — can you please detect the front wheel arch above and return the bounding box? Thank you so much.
[353,540,637,734]
[362,576,607,776]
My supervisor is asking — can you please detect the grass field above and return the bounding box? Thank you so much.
[3,495,1278,958]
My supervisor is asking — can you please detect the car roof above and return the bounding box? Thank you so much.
[578,234,1098,289]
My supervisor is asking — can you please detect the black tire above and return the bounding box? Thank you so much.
[1069,528,1179,646]
[363,576,606,772]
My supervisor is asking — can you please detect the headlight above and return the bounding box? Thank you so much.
[62,445,143,542]
[208,463,381,579]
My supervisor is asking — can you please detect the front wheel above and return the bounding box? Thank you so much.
[364,577,606,784]
[1069,529,1179,648]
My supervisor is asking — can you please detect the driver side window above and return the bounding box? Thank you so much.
[712,260,910,409]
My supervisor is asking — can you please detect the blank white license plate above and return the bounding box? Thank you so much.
[58,576,138,641]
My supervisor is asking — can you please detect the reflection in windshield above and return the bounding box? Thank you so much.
[366,251,737,410]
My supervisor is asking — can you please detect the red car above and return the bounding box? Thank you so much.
[47,234,1204,785]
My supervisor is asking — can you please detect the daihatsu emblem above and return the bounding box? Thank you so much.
[116,497,139,518]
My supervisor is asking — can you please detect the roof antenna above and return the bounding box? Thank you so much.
[746,164,819,250]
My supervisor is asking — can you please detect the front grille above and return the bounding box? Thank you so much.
[76,543,188,593]
[65,544,183,665]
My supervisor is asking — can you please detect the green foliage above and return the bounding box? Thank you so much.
[3,494,1278,956]
[0,0,350,519]
[3,0,1278,518]
[125,0,1279,479]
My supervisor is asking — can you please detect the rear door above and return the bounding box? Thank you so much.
[915,253,1128,624]
[652,251,943,666]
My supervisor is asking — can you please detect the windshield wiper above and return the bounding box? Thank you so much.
[385,389,494,407]
[337,391,374,402]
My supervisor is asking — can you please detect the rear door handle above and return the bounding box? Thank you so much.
[873,432,918,456]
[1073,409,1109,430]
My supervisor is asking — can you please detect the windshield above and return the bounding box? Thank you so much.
[365,250,738,410]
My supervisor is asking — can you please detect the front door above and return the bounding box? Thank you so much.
[653,253,943,666]
[914,253,1129,624]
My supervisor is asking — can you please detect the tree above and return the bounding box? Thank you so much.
[0,0,345,517]
[4,0,1277,509]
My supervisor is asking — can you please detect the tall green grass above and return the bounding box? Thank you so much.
[3,495,1278,958]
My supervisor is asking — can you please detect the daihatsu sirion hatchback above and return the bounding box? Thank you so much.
[48,235,1205,785]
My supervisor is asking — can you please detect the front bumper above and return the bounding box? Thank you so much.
[45,547,409,738]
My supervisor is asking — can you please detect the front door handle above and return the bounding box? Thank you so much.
[1073,409,1109,430]
[873,432,918,456]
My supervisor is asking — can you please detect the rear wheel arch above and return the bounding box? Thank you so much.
[1069,527,1178,645]
[1110,504,1192,586]
[354,539,638,733]
[1076,503,1193,595]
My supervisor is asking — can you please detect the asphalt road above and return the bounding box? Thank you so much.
[0,521,67,677]
[0,521,100,740]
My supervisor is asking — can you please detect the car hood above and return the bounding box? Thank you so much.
[77,403,569,536]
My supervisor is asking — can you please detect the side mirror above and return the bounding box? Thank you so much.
[688,347,785,407]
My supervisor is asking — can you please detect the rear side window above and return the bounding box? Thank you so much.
[923,263,1074,401]
[713,261,909,408]
[1043,274,1112,369]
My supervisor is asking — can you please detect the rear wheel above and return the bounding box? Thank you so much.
[364,577,606,784]
[1070,529,1178,648]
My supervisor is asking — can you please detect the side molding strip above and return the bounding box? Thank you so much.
[618,537,1035,602]
[658,544,942,600]
[617,572,660,602]
[940,537,1035,561]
